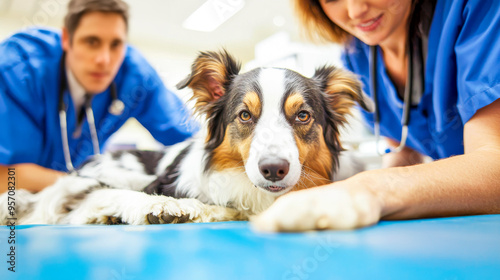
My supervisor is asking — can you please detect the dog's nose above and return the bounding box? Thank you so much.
[259,158,290,182]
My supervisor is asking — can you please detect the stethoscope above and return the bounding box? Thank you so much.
[58,53,124,172]
[370,40,415,156]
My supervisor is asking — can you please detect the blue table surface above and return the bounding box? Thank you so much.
[1,215,499,280]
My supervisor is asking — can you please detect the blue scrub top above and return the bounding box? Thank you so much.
[0,27,198,171]
[342,0,500,159]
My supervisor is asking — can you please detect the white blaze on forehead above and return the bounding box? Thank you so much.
[244,68,301,190]
[258,68,286,113]
[257,68,288,139]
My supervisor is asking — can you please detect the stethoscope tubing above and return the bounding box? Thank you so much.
[58,52,123,172]
[370,42,413,156]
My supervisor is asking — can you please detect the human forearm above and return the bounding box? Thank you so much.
[0,163,64,193]
[360,148,500,220]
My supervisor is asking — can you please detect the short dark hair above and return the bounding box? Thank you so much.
[64,0,129,39]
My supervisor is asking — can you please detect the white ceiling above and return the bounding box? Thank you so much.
[127,0,302,62]
[0,0,304,63]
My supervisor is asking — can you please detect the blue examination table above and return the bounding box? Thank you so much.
[1,215,499,280]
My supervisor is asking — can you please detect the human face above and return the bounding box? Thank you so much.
[319,0,412,46]
[62,12,127,94]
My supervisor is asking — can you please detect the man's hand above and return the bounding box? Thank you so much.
[0,163,64,193]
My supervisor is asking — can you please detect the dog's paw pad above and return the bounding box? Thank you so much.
[104,216,125,225]
[176,213,191,223]
[161,212,192,224]
[147,212,192,224]
[161,213,177,223]
[147,213,160,224]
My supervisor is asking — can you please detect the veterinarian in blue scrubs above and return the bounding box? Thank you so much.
[253,0,500,231]
[0,0,197,192]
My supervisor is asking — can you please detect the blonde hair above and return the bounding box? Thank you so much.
[293,0,352,44]
[293,0,436,46]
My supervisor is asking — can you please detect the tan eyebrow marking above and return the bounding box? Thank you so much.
[284,92,305,117]
[243,91,261,117]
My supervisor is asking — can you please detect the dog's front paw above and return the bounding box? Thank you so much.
[146,212,190,224]
[140,198,246,225]
[143,198,206,224]
[251,185,381,232]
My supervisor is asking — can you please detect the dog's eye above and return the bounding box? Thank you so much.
[296,111,311,123]
[239,111,252,122]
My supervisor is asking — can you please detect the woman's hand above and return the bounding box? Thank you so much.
[382,138,426,168]
[252,176,383,232]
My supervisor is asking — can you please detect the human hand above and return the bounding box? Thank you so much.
[251,181,382,232]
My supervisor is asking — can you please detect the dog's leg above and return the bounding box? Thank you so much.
[65,189,246,225]
[18,176,107,224]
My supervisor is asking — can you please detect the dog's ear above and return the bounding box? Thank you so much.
[312,66,373,173]
[177,49,241,116]
[313,65,374,117]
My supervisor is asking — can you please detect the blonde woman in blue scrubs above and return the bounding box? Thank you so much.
[253,0,500,231]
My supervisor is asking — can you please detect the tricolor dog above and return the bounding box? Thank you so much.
[0,50,372,225]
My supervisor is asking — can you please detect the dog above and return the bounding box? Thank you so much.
[0,50,372,225]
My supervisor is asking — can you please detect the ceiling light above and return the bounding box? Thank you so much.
[183,0,245,32]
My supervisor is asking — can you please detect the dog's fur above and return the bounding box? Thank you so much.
[0,50,372,225]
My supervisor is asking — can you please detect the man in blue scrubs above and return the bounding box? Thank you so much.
[0,0,197,192]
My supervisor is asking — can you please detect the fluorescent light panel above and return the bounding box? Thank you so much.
[183,0,245,32]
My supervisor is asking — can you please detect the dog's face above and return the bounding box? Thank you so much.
[178,50,372,196]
